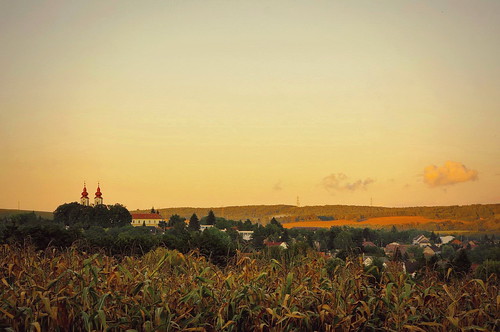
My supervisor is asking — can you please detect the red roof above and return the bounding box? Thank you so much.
[95,184,102,198]
[363,241,376,247]
[131,213,163,219]
[81,184,89,198]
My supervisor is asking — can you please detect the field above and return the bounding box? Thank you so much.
[281,216,498,232]
[1,244,498,331]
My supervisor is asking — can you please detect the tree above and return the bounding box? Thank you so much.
[93,204,110,227]
[108,204,132,227]
[168,214,185,227]
[158,220,167,231]
[206,210,216,225]
[362,227,372,241]
[452,249,471,275]
[54,202,82,226]
[195,227,235,265]
[270,217,281,226]
[333,231,353,251]
[441,245,455,260]
[188,213,200,232]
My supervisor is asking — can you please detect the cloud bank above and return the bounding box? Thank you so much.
[322,173,374,193]
[423,161,478,187]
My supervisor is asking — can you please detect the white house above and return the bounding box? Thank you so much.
[412,235,431,247]
[439,235,455,245]
[200,224,214,232]
[131,213,164,227]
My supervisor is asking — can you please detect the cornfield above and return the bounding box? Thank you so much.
[1,244,498,331]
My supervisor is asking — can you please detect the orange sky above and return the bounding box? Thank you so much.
[1,1,499,212]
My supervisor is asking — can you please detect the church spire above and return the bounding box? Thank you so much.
[80,182,89,206]
[94,182,103,205]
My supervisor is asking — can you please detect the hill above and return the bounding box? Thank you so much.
[0,209,54,220]
[133,203,499,231]
[282,215,500,232]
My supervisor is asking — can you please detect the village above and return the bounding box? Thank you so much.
[127,207,495,279]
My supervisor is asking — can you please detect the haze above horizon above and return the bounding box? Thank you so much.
[1,1,499,211]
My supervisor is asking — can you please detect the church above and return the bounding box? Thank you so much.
[80,183,104,206]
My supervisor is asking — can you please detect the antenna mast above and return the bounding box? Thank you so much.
[296,196,300,207]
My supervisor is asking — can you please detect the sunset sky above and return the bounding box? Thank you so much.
[1,1,499,212]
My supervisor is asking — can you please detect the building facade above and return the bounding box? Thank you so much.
[131,213,164,227]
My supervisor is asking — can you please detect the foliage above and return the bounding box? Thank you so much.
[195,227,235,266]
[205,210,216,225]
[467,244,500,264]
[188,213,200,232]
[1,245,498,331]
[53,202,131,228]
[474,260,500,280]
[451,249,472,276]
[167,214,186,228]
[149,203,500,228]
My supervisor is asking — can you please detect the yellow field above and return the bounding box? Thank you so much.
[282,216,475,230]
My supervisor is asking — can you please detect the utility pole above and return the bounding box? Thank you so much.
[296,196,300,207]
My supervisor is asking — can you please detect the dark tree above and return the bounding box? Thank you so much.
[281,229,290,242]
[158,220,167,231]
[188,213,200,231]
[108,204,132,227]
[93,204,111,227]
[195,227,235,265]
[168,214,186,227]
[54,202,82,226]
[206,210,216,225]
[452,249,471,275]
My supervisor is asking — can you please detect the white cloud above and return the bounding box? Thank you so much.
[322,173,374,193]
[423,161,478,187]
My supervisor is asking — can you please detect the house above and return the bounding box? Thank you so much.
[451,239,463,247]
[362,240,377,248]
[131,213,164,227]
[385,242,401,255]
[463,241,479,250]
[423,246,436,258]
[265,241,288,249]
[413,235,431,247]
[237,230,254,241]
[439,235,455,245]
[200,224,214,232]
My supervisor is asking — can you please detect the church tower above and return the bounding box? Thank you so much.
[80,183,90,206]
[94,183,103,205]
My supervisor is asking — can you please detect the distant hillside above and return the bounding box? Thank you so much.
[135,203,499,228]
[0,209,54,220]
[282,216,500,233]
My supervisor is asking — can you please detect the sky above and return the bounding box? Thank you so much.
[1,0,499,212]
